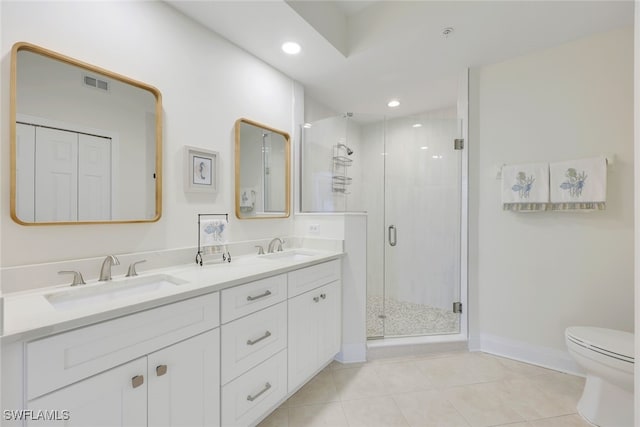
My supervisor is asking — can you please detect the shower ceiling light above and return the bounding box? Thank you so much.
[413,123,423,128]
[303,123,312,128]
[387,100,400,108]
[282,41,301,55]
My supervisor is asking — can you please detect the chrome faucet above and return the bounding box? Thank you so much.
[99,255,120,281]
[267,238,284,253]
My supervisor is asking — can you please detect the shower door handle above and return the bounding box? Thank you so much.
[388,225,397,247]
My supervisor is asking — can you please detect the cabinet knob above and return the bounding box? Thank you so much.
[320,293,327,300]
[313,296,320,303]
[156,364,168,377]
[131,375,144,388]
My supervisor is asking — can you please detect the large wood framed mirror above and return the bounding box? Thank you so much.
[235,118,290,219]
[10,42,163,225]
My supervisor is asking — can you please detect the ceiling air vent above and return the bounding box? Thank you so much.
[83,74,110,92]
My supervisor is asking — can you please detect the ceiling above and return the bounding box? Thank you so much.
[166,1,633,118]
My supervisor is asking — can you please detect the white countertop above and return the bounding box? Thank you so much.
[2,249,343,344]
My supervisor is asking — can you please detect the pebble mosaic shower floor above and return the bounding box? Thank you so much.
[367,295,460,338]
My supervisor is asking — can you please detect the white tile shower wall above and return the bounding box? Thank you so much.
[469,27,634,369]
[300,115,364,213]
[0,1,297,276]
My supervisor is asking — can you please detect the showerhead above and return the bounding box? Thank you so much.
[338,143,354,156]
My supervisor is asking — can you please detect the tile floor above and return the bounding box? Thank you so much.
[258,351,591,427]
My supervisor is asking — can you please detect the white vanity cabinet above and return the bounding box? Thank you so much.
[287,261,342,392]
[3,255,344,427]
[23,293,220,427]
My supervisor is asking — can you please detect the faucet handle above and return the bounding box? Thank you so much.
[255,245,265,255]
[126,260,147,277]
[277,239,285,252]
[58,270,86,286]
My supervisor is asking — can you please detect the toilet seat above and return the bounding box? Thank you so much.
[566,326,634,366]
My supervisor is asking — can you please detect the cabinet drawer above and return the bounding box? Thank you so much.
[27,293,219,400]
[221,302,287,385]
[222,349,287,427]
[221,274,286,323]
[287,259,340,298]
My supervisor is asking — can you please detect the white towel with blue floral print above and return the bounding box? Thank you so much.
[550,157,606,210]
[200,218,228,246]
[501,163,549,211]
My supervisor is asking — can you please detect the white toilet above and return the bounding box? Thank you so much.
[565,327,634,427]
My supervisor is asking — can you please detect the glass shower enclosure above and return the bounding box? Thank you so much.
[301,111,463,339]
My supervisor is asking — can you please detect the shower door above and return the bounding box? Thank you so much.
[369,116,462,338]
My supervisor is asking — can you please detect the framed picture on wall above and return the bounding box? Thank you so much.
[184,146,218,193]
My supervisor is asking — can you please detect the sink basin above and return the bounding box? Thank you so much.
[45,274,187,311]
[261,249,318,262]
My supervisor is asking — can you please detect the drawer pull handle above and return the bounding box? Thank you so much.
[313,296,320,303]
[131,375,144,389]
[156,365,168,377]
[320,293,327,300]
[247,382,271,402]
[247,290,272,301]
[247,331,272,346]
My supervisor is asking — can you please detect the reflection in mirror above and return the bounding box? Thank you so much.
[10,42,162,225]
[235,118,290,219]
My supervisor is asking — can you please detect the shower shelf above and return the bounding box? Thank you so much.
[332,144,353,194]
[333,156,353,165]
[331,187,350,194]
[332,176,353,183]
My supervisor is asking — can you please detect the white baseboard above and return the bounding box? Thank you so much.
[336,343,367,364]
[478,333,584,376]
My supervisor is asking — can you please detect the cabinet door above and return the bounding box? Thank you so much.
[147,329,220,427]
[34,127,78,222]
[317,281,342,364]
[287,290,320,392]
[77,134,111,221]
[27,357,147,427]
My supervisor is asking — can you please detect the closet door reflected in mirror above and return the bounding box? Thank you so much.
[10,42,163,225]
[235,118,290,219]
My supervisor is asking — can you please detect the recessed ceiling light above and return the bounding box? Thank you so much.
[282,42,301,55]
[387,100,400,108]
[303,123,312,129]
[412,123,423,128]
[442,27,454,38]
[420,146,429,150]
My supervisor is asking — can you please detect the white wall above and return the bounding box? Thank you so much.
[469,27,634,370]
[1,2,296,277]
